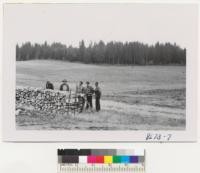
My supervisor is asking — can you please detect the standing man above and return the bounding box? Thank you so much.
[94,82,101,112]
[76,81,84,93]
[76,81,85,113]
[60,79,69,91]
[46,81,54,90]
[85,81,94,111]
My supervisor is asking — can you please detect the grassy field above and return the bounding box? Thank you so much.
[16,60,186,130]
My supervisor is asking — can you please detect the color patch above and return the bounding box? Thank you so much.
[134,149,145,156]
[113,156,121,163]
[79,156,87,163]
[87,156,96,163]
[79,149,91,156]
[121,156,130,163]
[104,156,113,164]
[62,156,79,163]
[91,149,116,156]
[138,156,145,163]
[130,156,139,163]
[96,156,104,163]
[58,149,79,155]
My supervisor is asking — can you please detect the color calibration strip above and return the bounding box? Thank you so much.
[58,149,144,164]
[58,149,145,173]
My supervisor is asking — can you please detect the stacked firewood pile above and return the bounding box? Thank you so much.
[16,87,82,114]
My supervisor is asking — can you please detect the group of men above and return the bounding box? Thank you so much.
[46,80,101,112]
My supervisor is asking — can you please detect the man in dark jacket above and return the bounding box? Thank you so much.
[85,81,94,110]
[46,81,54,90]
[94,82,101,111]
[60,79,69,91]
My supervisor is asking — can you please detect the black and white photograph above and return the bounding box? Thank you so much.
[2,3,198,141]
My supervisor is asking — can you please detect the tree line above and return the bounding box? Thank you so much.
[16,40,186,65]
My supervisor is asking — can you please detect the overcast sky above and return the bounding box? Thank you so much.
[4,3,198,48]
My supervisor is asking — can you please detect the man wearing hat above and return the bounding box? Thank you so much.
[60,79,69,91]
[46,81,54,90]
[76,81,84,94]
[85,81,94,110]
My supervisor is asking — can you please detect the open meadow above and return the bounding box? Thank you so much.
[16,60,186,130]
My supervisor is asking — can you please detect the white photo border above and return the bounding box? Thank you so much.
[2,3,198,142]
